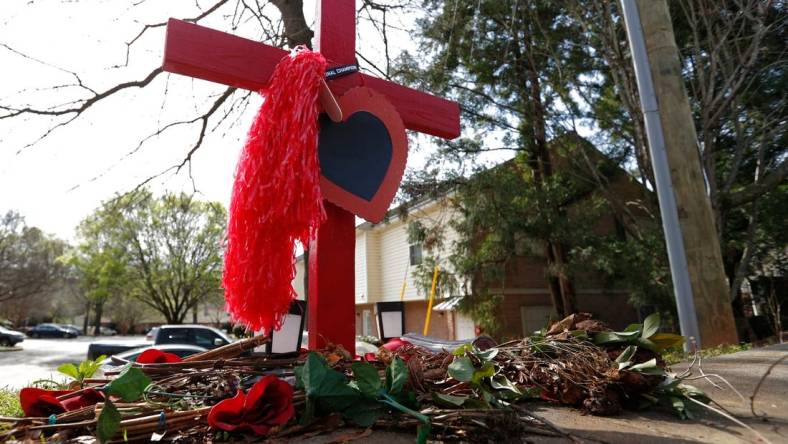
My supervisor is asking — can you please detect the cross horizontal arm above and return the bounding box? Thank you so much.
[163,19,460,139]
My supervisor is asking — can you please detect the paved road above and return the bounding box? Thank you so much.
[0,336,146,389]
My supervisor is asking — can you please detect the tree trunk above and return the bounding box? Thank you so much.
[519,22,578,318]
[93,302,103,336]
[636,0,738,346]
[83,301,91,334]
[192,305,198,324]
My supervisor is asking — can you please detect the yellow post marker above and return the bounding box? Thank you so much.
[399,279,407,302]
[423,265,440,336]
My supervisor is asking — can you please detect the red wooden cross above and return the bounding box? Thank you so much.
[162,0,460,353]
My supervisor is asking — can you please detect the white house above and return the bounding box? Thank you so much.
[293,196,477,341]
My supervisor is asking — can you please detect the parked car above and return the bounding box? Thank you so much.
[27,323,78,339]
[60,324,84,336]
[99,344,207,373]
[100,327,117,336]
[145,327,160,341]
[87,325,232,360]
[0,326,25,347]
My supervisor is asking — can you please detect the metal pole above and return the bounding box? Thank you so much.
[620,0,701,349]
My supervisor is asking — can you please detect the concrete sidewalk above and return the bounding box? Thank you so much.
[532,343,787,443]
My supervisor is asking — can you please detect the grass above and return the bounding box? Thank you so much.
[663,342,752,365]
[0,387,22,418]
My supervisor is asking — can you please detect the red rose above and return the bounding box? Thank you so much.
[60,388,105,411]
[20,388,69,417]
[382,338,411,352]
[208,375,294,435]
[20,387,104,417]
[137,348,183,364]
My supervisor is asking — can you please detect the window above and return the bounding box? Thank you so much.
[193,329,226,348]
[158,328,189,344]
[409,244,423,266]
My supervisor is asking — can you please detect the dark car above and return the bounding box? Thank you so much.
[0,326,25,347]
[27,323,78,339]
[60,324,83,336]
[88,325,232,360]
[98,344,207,373]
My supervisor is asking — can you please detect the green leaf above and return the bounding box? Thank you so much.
[594,331,624,345]
[447,356,474,382]
[452,343,474,357]
[472,361,496,384]
[351,362,382,398]
[642,313,660,338]
[650,333,684,351]
[615,345,637,364]
[624,323,642,333]
[627,358,665,375]
[416,423,431,444]
[298,353,361,418]
[386,357,408,395]
[343,398,384,427]
[490,375,521,397]
[635,337,658,352]
[96,398,121,443]
[103,366,151,402]
[476,348,499,361]
[57,363,80,381]
[431,393,469,408]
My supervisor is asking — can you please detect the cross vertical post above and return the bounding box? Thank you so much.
[308,0,358,353]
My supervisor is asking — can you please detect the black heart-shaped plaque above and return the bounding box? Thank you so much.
[318,111,392,201]
[316,87,407,223]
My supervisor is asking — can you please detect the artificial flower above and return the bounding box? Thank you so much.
[137,348,183,364]
[207,375,294,435]
[20,387,104,417]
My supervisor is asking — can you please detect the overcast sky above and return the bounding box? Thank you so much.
[0,0,462,241]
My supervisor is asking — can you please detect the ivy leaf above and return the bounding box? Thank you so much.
[472,361,495,384]
[96,398,121,443]
[57,363,80,381]
[642,313,660,339]
[103,365,151,402]
[385,357,408,395]
[447,356,474,382]
[351,362,382,398]
[431,393,468,408]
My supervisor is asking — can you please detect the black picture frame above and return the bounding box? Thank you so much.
[264,299,306,355]
[376,301,405,342]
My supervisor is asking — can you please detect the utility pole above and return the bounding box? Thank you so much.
[621,0,738,348]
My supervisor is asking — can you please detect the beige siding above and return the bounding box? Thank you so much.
[378,219,417,302]
[365,230,383,302]
[293,258,306,300]
[355,232,368,304]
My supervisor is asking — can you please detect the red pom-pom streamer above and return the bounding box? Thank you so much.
[223,48,327,333]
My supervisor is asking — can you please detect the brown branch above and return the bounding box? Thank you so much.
[2,67,163,153]
[725,159,788,207]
